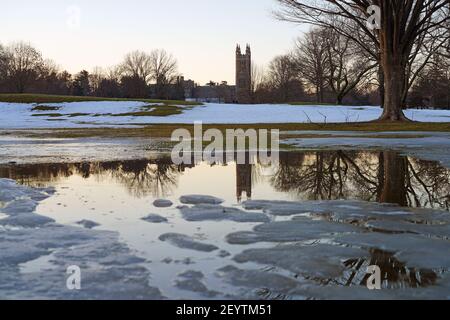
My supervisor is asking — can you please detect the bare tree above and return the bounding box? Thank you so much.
[250,63,266,102]
[120,50,153,83]
[4,42,43,93]
[293,28,329,103]
[149,49,179,99]
[276,0,450,121]
[267,54,303,102]
[0,43,8,88]
[325,28,378,105]
[409,53,450,109]
[89,66,106,94]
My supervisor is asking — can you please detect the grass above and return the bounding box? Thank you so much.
[1,94,199,118]
[29,105,188,118]
[110,105,186,117]
[288,102,335,106]
[4,122,450,140]
[31,113,63,117]
[31,105,61,111]
[1,93,449,138]
[31,113,92,118]
[0,93,201,106]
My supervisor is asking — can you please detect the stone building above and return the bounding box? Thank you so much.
[235,44,252,104]
[180,44,252,103]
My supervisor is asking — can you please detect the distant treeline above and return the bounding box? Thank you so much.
[252,27,450,108]
[0,43,184,100]
[1,36,449,108]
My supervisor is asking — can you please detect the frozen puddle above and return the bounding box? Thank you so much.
[1,151,450,299]
[0,179,163,299]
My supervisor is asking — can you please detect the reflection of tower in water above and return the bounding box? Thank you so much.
[236,163,252,203]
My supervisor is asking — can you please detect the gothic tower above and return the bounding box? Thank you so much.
[235,44,252,104]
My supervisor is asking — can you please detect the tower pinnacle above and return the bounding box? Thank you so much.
[235,43,252,104]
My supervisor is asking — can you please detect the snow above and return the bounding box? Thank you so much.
[226,218,361,244]
[141,213,169,223]
[0,178,164,299]
[179,204,270,223]
[179,195,224,205]
[175,270,218,297]
[281,131,450,169]
[216,265,303,298]
[76,219,100,229]
[234,243,369,280]
[334,233,450,270]
[1,101,450,128]
[153,199,173,208]
[2,173,450,299]
[158,233,219,252]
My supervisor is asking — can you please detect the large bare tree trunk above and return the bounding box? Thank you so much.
[378,53,410,121]
[379,151,408,206]
[378,66,385,109]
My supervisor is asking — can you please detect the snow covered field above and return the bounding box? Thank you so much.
[1,101,450,128]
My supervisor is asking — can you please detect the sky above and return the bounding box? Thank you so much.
[1,0,307,85]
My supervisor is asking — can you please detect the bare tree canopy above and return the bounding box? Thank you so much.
[293,28,330,103]
[268,54,304,102]
[149,49,178,85]
[148,49,179,98]
[0,44,8,82]
[120,50,153,83]
[276,0,450,121]
[3,42,44,93]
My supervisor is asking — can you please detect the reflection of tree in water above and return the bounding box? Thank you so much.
[272,151,364,201]
[405,157,450,209]
[109,159,180,198]
[1,151,449,207]
[343,249,438,289]
[0,157,182,198]
[0,163,74,187]
[272,151,450,209]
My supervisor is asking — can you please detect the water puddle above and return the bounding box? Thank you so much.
[1,150,449,299]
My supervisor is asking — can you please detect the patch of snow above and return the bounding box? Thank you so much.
[334,233,450,270]
[174,270,218,297]
[141,213,169,223]
[76,220,100,229]
[234,243,368,280]
[2,101,450,128]
[159,233,219,252]
[0,213,55,227]
[179,195,224,205]
[153,199,173,208]
[366,220,450,239]
[0,178,163,299]
[216,265,304,298]
[178,270,204,280]
[179,204,270,223]
[226,218,361,245]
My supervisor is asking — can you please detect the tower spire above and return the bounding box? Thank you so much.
[235,43,252,104]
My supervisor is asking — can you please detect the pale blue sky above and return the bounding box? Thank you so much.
[1,0,307,84]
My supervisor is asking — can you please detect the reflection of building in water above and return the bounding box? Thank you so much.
[1,152,450,210]
[236,163,252,202]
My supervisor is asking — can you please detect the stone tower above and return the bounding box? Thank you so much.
[236,44,252,104]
